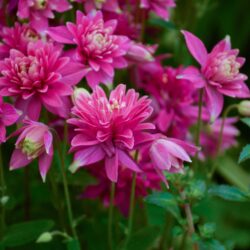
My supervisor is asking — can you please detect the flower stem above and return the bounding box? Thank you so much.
[53,131,78,241]
[209,104,239,179]
[108,182,116,250]
[126,172,137,246]
[24,167,30,220]
[0,146,6,239]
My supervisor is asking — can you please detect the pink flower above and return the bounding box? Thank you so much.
[47,11,129,88]
[68,84,155,182]
[0,23,40,59]
[0,41,88,120]
[150,136,198,186]
[180,31,250,121]
[200,117,239,158]
[10,119,53,182]
[81,163,161,216]
[140,0,176,20]
[137,62,201,139]
[0,97,20,143]
[17,0,72,32]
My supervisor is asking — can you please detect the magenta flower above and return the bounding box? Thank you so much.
[0,97,20,143]
[0,23,40,59]
[200,117,239,158]
[81,163,161,216]
[140,0,176,20]
[68,84,155,182]
[47,11,129,88]
[180,31,250,121]
[0,41,88,120]
[17,0,72,32]
[150,136,198,186]
[10,119,53,182]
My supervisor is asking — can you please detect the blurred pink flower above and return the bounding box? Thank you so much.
[10,119,53,182]
[150,135,198,187]
[0,97,20,143]
[140,0,176,20]
[81,163,161,216]
[68,84,155,182]
[47,11,129,88]
[0,41,88,120]
[17,0,72,32]
[0,23,40,59]
[180,31,250,121]
[200,117,239,158]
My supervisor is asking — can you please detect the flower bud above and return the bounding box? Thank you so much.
[72,87,90,105]
[36,232,53,243]
[238,100,250,116]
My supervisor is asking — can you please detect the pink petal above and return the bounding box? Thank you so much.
[105,152,119,182]
[181,30,208,66]
[1,103,20,126]
[117,149,142,172]
[0,124,6,143]
[47,26,74,44]
[39,153,53,182]
[10,149,32,170]
[44,131,53,155]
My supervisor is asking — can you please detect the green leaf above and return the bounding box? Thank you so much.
[144,192,182,222]
[66,239,81,250]
[125,226,159,250]
[187,180,207,200]
[198,239,226,250]
[148,18,176,30]
[238,144,250,164]
[199,223,216,239]
[2,220,54,247]
[208,185,250,202]
[241,118,250,128]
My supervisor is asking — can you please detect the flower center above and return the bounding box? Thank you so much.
[34,0,47,9]
[20,138,43,159]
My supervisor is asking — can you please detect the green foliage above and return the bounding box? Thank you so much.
[241,118,250,128]
[208,185,250,202]
[238,144,250,164]
[2,220,54,247]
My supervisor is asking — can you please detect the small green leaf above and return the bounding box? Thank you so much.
[238,144,250,164]
[2,220,54,247]
[241,118,250,127]
[36,232,53,243]
[187,180,207,200]
[149,18,176,30]
[208,185,250,202]
[198,239,226,250]
[66,238,81,250]
[199,223,216,239]
[145,192,182,222]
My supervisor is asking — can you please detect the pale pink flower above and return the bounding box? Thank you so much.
[10,119,53,182]
[150,135,198,186]
[180,31,250,121]
[68,84,155,182]
[140,0,176,20]
[0,41,88,120]
[0,23,40,59]
[17,0,72,32]
[0,97,20,143]
[200,117,239,158]
[81,163,161,216]
[47,11,129,88]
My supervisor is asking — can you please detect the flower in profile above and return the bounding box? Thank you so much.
[68,84,155,182]
[17,0,72,32]
[140,0,176,20]
[0,23,40,59]
[10,119,53,182]
[0,41,88,120]
[0,97,20,143]
[180,31,250,121]
[150,135,198,186]
[47,11,129,88]
[200,117,239,158]
[81,163,161,216]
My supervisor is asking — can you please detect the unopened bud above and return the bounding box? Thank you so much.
[36,232,53,243]
[72,87,90,104]
[238,101,250,116]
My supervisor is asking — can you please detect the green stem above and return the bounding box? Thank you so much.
[24,167,30,220]
[0,146,6,239]
[108,182,116,250]
[158,215,173,250]
[53,131,78,241]
[126,173,137,246]
[209,104,239,178]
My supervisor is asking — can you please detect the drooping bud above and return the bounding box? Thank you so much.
[238,100,250,116]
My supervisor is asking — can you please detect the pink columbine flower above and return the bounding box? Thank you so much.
[17,0,72,32]
[81,163,161,216]
[0,22,40,59]
[0,41,88,120]
[68,84,155,182]
[10,119,53,182]
[0,97,20,143]
[47,11,130,88]
[180,31,250,121]
[150,136,198,186]
[140,0,176,20]
[200,117,239,158]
